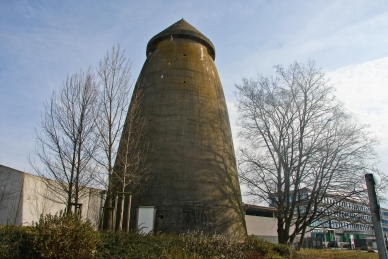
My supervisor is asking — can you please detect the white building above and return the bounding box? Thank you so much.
[244,204,278,243]
[0,164,102,226]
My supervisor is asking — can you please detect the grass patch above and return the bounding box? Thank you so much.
[298,249,378,259]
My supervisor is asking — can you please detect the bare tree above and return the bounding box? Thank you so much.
[113,90,151,231]
[30,69,98,213]
[235,61,385,246]
[93,45,132,230]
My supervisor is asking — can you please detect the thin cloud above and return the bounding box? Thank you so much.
[327,56,388,173]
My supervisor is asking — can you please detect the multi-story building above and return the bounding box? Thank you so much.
[309,194,376,248]
[380,207,388,244]
[267,188,380,247]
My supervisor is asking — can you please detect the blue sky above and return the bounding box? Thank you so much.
[1,0,388,199]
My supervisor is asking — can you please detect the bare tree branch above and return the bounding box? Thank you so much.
[30,69,99,213]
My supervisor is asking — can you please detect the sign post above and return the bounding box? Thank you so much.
[365,173,387,259]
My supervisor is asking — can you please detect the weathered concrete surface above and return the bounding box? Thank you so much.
[118,19,247,240]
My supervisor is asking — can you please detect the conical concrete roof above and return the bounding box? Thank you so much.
[146,19,216,60]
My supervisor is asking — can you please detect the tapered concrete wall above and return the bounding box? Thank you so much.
[116,20,247,240]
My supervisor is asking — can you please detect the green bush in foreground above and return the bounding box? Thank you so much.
[1,224,380,259]
[1,215,297,259]
[97,231,297,259]
[0,225,34,259]
[31,211,99,259]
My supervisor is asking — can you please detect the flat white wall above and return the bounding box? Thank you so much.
[245,215,278,238]
[137,206,155,234]
[0,165,102,227]
[245,214,304,244]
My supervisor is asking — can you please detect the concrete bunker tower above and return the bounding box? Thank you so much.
[118,19,247,240]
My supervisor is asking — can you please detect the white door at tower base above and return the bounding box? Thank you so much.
[137,206,155,234]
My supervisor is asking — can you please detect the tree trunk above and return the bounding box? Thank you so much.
[117,192,125,231]
[297,227,307,250]
[126,194,132,232]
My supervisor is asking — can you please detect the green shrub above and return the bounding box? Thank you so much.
[179,231,245,259]
[31,211,99,259]
[245,235,298,259]
[98,231,186,259]
[0,225,34,259]
[97,231,296,259]
[1,221,300,258]
[272,243,296,258]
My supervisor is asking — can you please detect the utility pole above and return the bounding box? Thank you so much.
[365,173,387,259]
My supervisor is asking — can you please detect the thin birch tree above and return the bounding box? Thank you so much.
[93,45,132,230]
[113,90,151,231]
